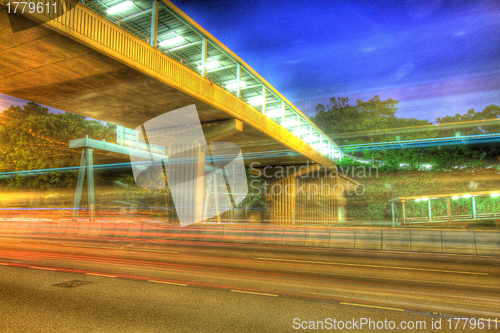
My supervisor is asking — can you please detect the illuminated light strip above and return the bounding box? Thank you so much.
[62,244,178,254]
[132,249,179,254]
[340,132,500,148]
[0,263,10,265]
[230,290,279,297]
[258,258,488,275]
[29,266,57,271]
[340,302,404,312]
[85,273,117,278]
[148,280,188,286]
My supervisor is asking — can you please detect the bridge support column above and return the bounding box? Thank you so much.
[428,199,432,222]
[391,202,395,225]
[150,0,159,48]
[282,102,286,127]
[202,173,221,223]
[72,147,95,222]
[401,200,406,225]
[262,85,266,114]
[236,64,241,98]
[201,37,207,77]
[264,164,354,225]
[167,144,206,225]
[447,197,452,223]
[296,115,302,142]
[472,196,477,219]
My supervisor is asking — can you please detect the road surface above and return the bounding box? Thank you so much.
[0,233,498,332]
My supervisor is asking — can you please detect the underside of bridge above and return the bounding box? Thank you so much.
[0,5,335,169]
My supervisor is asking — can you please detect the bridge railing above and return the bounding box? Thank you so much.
[116,126,165,155]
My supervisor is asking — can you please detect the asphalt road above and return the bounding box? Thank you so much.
[0,233,498,332]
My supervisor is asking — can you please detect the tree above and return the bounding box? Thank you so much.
[311,96,500,223]
[311,95,434,144]
[0,102,116,189]
[436,105,500,136]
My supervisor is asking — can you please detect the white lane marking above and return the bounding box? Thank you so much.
[480,318,499,323]
[85,273,117,278]
[29,266,57,271]
[230,289,279,297]
[148,280,188,286]
[340,302,404,312]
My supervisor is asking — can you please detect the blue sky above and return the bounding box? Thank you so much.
[172,0,500,121]
[2,0,499,122]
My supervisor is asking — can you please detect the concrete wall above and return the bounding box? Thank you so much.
[0,221,498,256]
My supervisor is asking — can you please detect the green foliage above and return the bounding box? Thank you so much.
[466,220,497,229]
[0,102,116,189]
[363,145,483,171]
[338,154,500,221]
[311,96,433,144]
[436,105,500,136]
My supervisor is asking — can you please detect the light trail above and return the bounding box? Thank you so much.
[258,257,489,275]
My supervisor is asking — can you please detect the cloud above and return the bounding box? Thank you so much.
[395,62,415,81]
[0,93,65,114]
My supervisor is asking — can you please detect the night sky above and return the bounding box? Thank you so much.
[173,0,500,121]
[1,0,499,122]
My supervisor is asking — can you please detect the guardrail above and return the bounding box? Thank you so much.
[400,213,500,224]
[1,221,498,256]
[342,133,500,151]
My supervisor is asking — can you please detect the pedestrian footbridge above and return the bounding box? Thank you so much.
[0,0,344,169]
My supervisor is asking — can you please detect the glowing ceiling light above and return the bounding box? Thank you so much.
[265,110,283,118]
[248,96,264,106]
[491,193,500,197]
[107,1,133,14]
[422,197,429,201]
[198,59,221,70]
[452,196,460,200]
[206,61,220,70]
[159,36,184,47]
[462,194,472,198]
[415,199,421,202]
[292,128,308,136]
[226,81,247,90]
